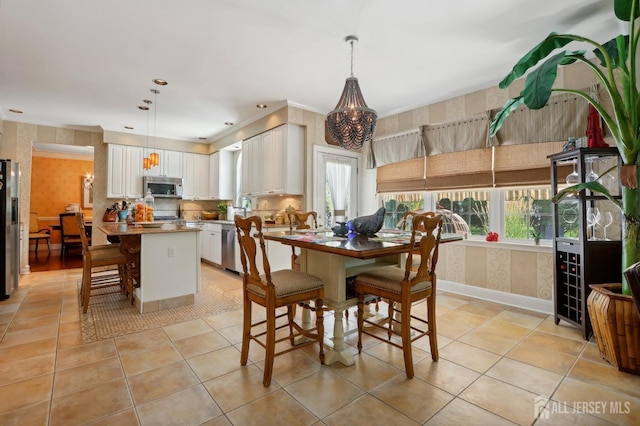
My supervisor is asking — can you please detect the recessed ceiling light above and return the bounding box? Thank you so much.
[153,79,168,86]
[198,137,207,140]
[124,126,134,130]
[8,109,23,114]
[138,106,149,111]
[224,122,234,126]
[256,104,267,109]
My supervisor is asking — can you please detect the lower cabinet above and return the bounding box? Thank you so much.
[233,227,291,273]
[202,223,222,264]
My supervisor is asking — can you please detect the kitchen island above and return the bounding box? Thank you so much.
[99,222,201,313]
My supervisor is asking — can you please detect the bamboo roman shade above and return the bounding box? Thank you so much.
[426,147,493,190]
[376,157,426,193]
[493,141,565,186]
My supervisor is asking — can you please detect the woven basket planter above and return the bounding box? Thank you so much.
[587,283,640,375]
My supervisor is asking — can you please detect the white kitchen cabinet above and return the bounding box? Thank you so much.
[143,149,183,178]
[107,144,144,199]
[241,124,303,197]
[209,150,233,200]
[201,222,221,264]
[182,153,210,200]
[241,135,261,197]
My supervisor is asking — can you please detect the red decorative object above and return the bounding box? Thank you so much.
[586,104,608,147]
[486,232,499,242]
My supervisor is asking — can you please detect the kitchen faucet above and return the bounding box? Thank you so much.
[232,206,247,218]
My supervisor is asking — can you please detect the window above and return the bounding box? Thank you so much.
[379,186,555,242]
[436,190,490,236]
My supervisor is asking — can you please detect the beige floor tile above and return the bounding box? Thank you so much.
[85,408,140,425]
[439,341,501,373]
[580,341,612,365]
[215,323,244,345]
[136,384,222,426]
[226,389,318,425]
[486,358,563,397]
[413,357,481,395]
[199,416,233,426]
[162,318,214,341]
[462,299,507,318]
[460,375,539,425]
[0,323,59,347]
[0,352,55,386]
[520,330,586,356]
[536,317,587,341]
[203,364,280,412]
[0,336,57,362]
[53,356,124,398]
[56,339,118,371]
[425,397,517,425]
[285,369,365,418]
[114,327,172,354]
[371,374,454,423]
[0,400,50,425]
[128,361,199,405]
[119,344,183,377]
[0,374,53,414]
[436,293,474,309]
[569,358,640,400]
[494,308,547,330]
[50,379,133,426]
[330,352,401,391]
[364,338,430,372]
[322,394,416,425]
[506,341,578,375]
[187,345,242,382]
[439,309,489,329]
[56,327,84,350]
[553,377,640,425]
[269,350,325,387]
[435,317,478,339]
[173,330,231,359]
[458,328,520,356]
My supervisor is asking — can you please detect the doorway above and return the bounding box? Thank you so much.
[313,146,359,228]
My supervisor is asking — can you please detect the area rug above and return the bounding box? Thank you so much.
[79,278,242,344]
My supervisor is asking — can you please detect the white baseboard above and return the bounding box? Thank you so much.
[438,279,553,315]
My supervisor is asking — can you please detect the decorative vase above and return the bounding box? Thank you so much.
[587,283,640,375]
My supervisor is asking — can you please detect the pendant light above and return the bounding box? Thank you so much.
[142,99,152,170]
[326,35,377,150]
[150,89,160,167]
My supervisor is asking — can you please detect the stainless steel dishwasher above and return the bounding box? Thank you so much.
[221,223,236,271]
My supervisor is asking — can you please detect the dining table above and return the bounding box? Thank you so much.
[263,228,463,366]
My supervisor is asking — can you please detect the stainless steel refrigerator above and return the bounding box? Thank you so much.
[1,159,20,300]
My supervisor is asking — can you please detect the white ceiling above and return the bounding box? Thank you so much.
[0,0,621,145]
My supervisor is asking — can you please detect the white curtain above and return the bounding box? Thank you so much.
[326,160,351,224]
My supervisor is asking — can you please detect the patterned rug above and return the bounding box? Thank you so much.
[79,277,242,343]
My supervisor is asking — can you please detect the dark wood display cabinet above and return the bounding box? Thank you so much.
[548,147,622,340]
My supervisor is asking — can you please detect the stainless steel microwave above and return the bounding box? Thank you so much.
[142,176,183,198]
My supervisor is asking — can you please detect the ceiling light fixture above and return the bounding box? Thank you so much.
[150,89,160,168]
[326,35,377,150]
[8,109,23,114]
[153,78,168,86]
[224,122,234,126]
[124,126,134,130]
[142,99,152,170]
[256,104,267,109]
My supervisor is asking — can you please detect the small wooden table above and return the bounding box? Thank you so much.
[264,229,462,365]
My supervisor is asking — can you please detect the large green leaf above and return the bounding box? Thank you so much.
[594,35,629,68]
[552,181,623,211]
[489,96,524,137]
[521,51,584,109]
[499,33,581,88]
[614,0,640,21]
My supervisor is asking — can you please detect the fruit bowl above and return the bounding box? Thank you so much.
[201,211,218,220]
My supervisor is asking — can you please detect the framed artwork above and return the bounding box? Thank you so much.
[82,176,93,209]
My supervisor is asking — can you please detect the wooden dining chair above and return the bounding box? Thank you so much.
[355,213,443,379]
[60,212,90,257]
[235,214,325,386]
[29,212,51,253]
[288,211,318,270]
[76,213,129,313]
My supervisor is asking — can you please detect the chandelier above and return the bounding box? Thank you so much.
[326,35,377,150]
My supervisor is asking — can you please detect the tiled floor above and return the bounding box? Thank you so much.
[1,264,640,425]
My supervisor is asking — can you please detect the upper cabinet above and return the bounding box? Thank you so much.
[143,149,183,178]
[182,153,210,200]
[209,150,233,200]
[241,124,304,197]
[107,144,144,199]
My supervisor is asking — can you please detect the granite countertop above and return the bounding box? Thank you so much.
[186,219,289,229]
[99,222,201,236]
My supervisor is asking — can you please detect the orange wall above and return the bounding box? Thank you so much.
[30,157,93,247]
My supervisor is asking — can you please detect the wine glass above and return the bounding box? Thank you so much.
[566,161,579,185]
[585,159,599,183]
[587,207,601,240]
[601,211,614,240]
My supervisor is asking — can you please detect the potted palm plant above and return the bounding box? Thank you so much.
[489,0,640,373]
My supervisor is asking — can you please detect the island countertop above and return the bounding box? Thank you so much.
[99,222,201,236]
